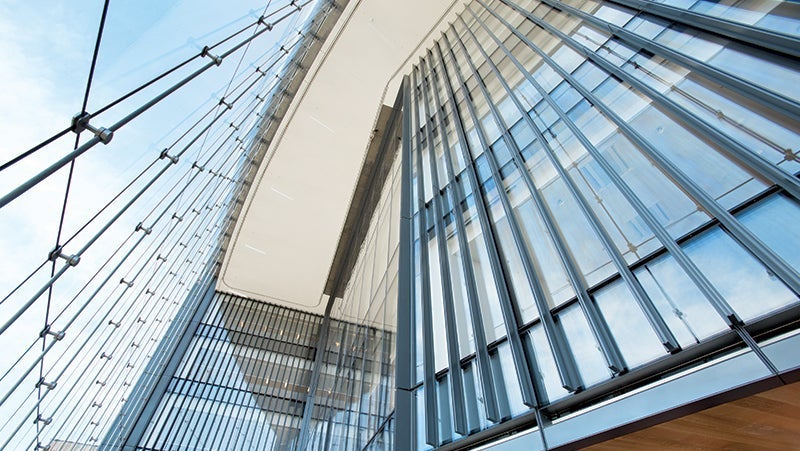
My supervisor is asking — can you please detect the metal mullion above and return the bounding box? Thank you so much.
[162,293,232,449]
[251,303,284,449]
[234,301,279,450]
[175,293,246,449]
[496,0,792,327]
[428,42,538,407]
[606,0,800,60]
[197,298,253,447]
[169,293,236,450]
[440,28,584,392]
[337,324,361,448]
[499,0,800,202]
[276,311,312,449]
[288,313,322,449]
[458,10,628,374]
[418,57,469,435]
[328,321,356,448]
[410,65,441,446]
[298,297,335,451]
[375,327,392,430]
[343,326,368,449]
[545,0,800,124]
[234,302,282,449]
[471,0,681,354]
[263,307,301,448]
[294,313,323,448]
[278,309,312,448]
[146,292,219,450]
[322,321,350,450]
[494,0,785,374]
[143,314,206,447]
[255,303,289,449]
[354,329,375,448]
[426,47,525,417]
[216,300,266,449]
[499,2,800,299]
[396,75,416,451]
[337,297,361,449]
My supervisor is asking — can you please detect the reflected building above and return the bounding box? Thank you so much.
[104,0,800,450]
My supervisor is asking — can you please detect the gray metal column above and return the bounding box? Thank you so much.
[395,75,417,451]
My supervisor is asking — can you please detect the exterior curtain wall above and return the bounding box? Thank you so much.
[133,292,325,450]
[400,0,800,448]
[304,142,402,451]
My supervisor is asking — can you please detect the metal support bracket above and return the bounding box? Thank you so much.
[200,46,222,66]
[120,279,133,288]
[48,245,80,267]
[39,325,65,341]
[36,378,57,390]
[159,149,179,164]
[218,97,232,110]
[135,222,152,235]
[71,112,113,144]
[34,415,52,426]
[257,16,273,29]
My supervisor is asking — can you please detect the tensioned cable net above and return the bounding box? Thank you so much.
[0,0,334,448]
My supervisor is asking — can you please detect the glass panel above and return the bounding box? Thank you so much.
[739,193,800,271]
[594,280,667,368]
[559,305,612,387]
[684,227,798,322]
[528,326,571,403]
[635,254,729,348]
[427,225,449,372]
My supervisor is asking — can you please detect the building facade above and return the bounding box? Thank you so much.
[1,0,799,449]
[394,0,800,448]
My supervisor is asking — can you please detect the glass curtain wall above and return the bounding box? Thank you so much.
[403,0,800,448]
[135,292,324,450]
[305,144,402,451]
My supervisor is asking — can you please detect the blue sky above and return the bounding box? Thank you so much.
[0,0,316,447]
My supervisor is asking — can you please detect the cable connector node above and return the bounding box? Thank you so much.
[39,325,65,341]
[71,112,113,144]
[159,149,179,164]
[201,46,222,66]
[36,378,57,390]
[135,222,152,235]
[48,245,80,267]
[257,16,273,29]
[34,415,53,426]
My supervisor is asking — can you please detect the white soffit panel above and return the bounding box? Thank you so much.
[218,0,469,314]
